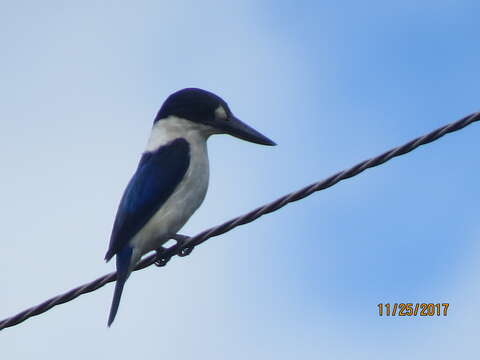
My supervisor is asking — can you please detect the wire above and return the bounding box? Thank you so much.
[1,111,479,331]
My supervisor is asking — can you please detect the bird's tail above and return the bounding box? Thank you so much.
[108,246,133,327]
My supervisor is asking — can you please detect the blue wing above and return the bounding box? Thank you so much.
[105,138,190,261]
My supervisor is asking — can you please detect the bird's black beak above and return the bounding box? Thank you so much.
[221,115,276,146]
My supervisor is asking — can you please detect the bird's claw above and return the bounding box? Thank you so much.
[154,247,170,267]
[178,246,193,257]
[171,234,194,257]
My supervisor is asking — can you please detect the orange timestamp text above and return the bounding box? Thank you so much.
[377,303,449,316]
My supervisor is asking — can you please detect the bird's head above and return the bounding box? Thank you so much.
[154,88,276,146]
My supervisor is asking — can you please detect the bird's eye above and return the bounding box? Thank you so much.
[214,105,228,121]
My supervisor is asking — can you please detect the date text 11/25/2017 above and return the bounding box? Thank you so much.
[377,303,449,316]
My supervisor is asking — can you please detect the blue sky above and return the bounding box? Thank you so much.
[1,1,479,359]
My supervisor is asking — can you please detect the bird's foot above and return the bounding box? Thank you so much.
[154,246,170,267]
[171,234,194,257]
[154,234,193,266]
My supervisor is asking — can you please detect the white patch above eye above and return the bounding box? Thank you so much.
[214,105,227,120]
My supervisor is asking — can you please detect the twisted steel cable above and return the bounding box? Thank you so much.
[1,111,479,331]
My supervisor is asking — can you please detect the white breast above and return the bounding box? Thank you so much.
[130,116,214,263]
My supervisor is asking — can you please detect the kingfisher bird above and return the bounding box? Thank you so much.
[105,88,275,326]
